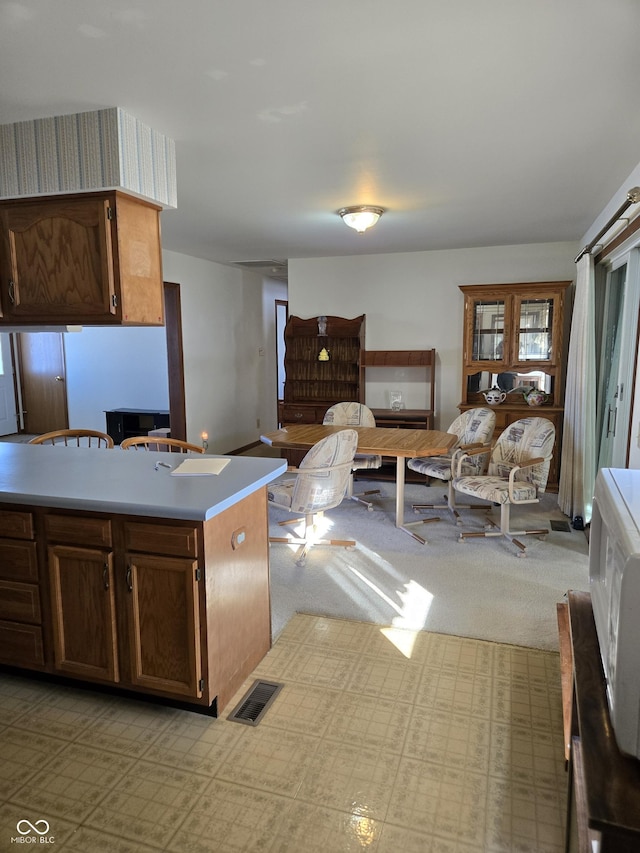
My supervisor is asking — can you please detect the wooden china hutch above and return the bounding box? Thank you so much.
[458,281,572,491]
[278,315,436,476]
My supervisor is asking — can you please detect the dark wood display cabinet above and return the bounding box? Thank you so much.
[280,314,365,464]
[458,281,572,490]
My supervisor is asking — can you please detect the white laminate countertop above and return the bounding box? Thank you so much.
[0,443,287,521]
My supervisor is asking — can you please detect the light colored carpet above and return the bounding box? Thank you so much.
[267,479,589,652]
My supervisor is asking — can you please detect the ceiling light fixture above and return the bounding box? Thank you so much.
[338,205,384,234]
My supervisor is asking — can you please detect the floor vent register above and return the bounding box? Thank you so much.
[227,680,284,726]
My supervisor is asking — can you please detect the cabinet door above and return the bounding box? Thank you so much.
[124,553,202,699]
[48,544,119,682]
[511,292,560,367]
[0,197,115,320]
[465,294,511,368]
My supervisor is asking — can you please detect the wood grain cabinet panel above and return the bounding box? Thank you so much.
[124,522,198,558]
[45,514,112,548]
[0,191,164,326]
[48,544,119,682]
[0,579,41,623]
[125,553,201,698]
[0,622,44,666]
[0,510,34,540]
[0,540,38,581]
[0,509,43,669]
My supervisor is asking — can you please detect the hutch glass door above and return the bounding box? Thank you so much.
[471,298,507,364]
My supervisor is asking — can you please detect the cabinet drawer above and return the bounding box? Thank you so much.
[45,514,112,548]
[0,580,41,624]
[0,621,44,666]
[124,522,198,558]
[0,510,34,540]
[0,540,38,581]
[281,405,327,424]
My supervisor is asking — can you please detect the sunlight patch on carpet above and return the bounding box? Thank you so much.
[347,566,433,658]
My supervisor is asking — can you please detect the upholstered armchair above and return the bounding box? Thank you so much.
[408,407,496,524]
[267,428,359,566]
[323,402,383,510]
[452,416,555,556]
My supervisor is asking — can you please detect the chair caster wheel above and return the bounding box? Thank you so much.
[346,545,355,551]
[516,552,527,558]
[367,505,374,512]
[295,557,307,567]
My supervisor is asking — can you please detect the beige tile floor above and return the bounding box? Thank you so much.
[0,615,568,852]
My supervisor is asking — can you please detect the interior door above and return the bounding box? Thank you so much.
[17,332,68,434]
[0,334,18,436]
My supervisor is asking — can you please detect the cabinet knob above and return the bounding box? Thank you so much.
[55,376,64,382]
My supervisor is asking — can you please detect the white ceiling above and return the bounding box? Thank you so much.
[2,0,640,274]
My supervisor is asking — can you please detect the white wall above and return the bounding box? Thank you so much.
[64,326,169,432]
[288,242,577,429]
[64,251,286,450]
[162,250,286,452]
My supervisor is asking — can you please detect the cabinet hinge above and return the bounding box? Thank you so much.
[107,206,114,220]
[111,294,118,308]
[198,678,205,691]
[195,568,202,581]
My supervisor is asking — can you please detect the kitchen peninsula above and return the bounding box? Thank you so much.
[0,443,286,715]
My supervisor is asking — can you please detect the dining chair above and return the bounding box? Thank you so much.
[120,436,205,453]
[323,402,382,510]
[267,428,358,566]
[452,416,556,556]
[408,407,496,524]
[29,429,114,448]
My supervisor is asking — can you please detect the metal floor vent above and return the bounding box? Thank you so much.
[227,680,284,726]
[550,519,572,532]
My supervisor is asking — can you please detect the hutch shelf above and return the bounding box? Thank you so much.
[458,281,571,490]
[280,314,366,426]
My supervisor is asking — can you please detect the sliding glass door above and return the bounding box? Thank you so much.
[596,250,640,469]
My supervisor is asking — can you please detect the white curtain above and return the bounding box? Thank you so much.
[558,253,597,524]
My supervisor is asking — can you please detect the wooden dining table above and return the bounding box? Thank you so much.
[260,424,457,542]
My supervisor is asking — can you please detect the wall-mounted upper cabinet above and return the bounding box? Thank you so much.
[0,191,164,326]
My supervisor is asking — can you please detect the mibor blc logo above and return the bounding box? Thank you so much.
[11,819,55,845]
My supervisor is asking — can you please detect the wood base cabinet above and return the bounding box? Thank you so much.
[49,544,118,682]
[0,487,271,715]
[0,510,44,668]
[124,522,202,699]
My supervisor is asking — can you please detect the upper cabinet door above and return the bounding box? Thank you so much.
[0,191,164,326]
[512,292,559,366]
[0,196,116,320]
[467,294,510,367]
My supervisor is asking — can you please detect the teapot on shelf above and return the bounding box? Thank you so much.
[523,387,550,407]
[483,386,507,406]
